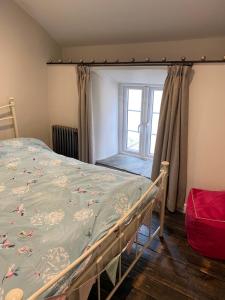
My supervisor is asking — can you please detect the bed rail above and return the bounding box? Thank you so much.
[0,98,19,138]
[5,161,169,300]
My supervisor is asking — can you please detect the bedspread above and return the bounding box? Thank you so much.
[0,138,156,299]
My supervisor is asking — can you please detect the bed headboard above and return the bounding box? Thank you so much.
[0,98,19,138]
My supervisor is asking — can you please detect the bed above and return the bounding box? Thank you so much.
[0,100,169,300]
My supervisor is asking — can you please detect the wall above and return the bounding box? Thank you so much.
[47,66,167,161]
[90,67,167,161]
[63,36,225,61]
[91,67,167,85]
[47,63,225,196]
[187,64,225,193]
[62,37,225,193]
[0,0,61,144]
[1,1,224,197]
[91,70,119,161]
[47,65,78,146]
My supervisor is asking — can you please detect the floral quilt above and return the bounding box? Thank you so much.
[0,138,156,299]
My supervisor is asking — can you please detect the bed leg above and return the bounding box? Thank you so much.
[159,161,169,237]
[5,288,24,300]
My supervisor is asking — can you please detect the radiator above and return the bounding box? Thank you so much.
[52,125,78,159]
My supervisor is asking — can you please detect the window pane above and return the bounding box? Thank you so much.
[150,134,156,154]
[153,90,163,113]
[128,111,140,131]
[151,113,159,135]
[127,131,139,151]
[128,89,142,111]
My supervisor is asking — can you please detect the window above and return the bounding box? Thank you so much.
[119,84,163,158]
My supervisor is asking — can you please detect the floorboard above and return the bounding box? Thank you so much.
[88,212,225,300]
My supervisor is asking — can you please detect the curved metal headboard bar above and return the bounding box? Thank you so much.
[0,98,19,138]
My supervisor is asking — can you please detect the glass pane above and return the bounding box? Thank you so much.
[151,113,159,135]
[128,111,140,131]
[128,89,142,111]
[127,131,139,151]
[150,134,156,155]
[153,90,163,113]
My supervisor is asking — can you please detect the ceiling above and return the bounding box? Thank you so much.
[15,0,225,46]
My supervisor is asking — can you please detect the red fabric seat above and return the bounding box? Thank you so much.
[185,188,225,260]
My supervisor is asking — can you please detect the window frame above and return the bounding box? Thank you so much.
[119,83,163,159]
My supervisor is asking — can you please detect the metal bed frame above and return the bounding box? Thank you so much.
[1,100,169,300]
[0,99,19,138]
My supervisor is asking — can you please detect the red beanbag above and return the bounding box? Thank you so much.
[185,188,225,260]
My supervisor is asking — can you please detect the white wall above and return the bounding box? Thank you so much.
[62,36,225,194]
[0,0,61,144]
[91,67,167,85]
[47,65,78,146]
[91,67,167,161]
[91,70,119,161]
[46,63,225,196]
[187,64,225,193]
[47,66,119,159]
[63,36,225,62]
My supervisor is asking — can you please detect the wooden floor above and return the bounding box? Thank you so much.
[89,212,225,300]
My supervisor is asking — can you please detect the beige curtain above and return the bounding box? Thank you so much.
[151,65,192,212]
[77,65,92,163]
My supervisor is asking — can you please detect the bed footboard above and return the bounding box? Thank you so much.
[5,161,169,300]
[159,161,169,237]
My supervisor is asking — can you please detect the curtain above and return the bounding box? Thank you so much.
[77,65,94,163]
[151,65,192,212]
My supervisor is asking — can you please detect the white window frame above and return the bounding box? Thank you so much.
[118,83,163,159]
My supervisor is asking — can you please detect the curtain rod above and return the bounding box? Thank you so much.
[47,56,225,66]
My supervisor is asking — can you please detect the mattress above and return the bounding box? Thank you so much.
[0,138,156,299]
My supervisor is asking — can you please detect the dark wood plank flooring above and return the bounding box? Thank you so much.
[89,212,225,300]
